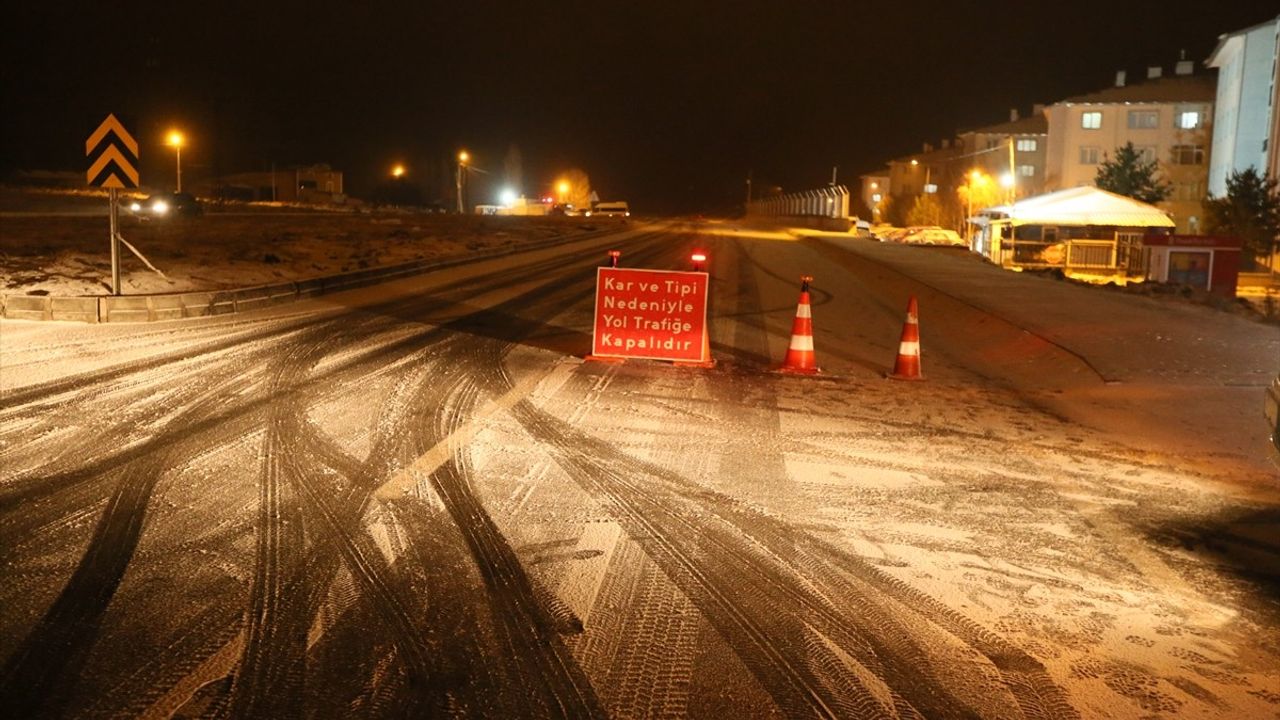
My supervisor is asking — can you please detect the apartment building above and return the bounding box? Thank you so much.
[1206,15,1280,196]
[956,110,1049,198]
[1043,64,1216,233]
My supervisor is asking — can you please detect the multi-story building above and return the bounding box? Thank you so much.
[956,110,1049,198]
[882,142,965,226]
[1206,15,1280,197]
[1042,64,1215,233]
[872,110,1046,230]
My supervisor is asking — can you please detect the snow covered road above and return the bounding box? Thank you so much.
[1,222,1277,718]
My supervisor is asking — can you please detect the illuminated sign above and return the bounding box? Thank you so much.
[592,267,708,361]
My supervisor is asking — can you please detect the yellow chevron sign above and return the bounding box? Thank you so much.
[86,114,139,189]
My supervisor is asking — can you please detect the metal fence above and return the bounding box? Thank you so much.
[1000,234,1147,275]
[747,185,851,219]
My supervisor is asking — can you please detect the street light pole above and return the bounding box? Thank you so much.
[167,130,185,193]
[456,150,469,214]
[1008,135,1017,204]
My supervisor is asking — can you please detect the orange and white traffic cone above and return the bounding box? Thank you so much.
[779,276,820,374]
[887,295,923,380]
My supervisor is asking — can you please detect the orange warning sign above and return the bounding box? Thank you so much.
[592,267,708,361]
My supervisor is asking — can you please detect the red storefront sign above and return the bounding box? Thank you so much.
[592,267,708,361]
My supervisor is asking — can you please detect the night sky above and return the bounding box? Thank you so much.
[2,2,1273,213]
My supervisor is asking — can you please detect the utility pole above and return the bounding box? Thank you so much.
[1008,135,1017,204]
[456,150,469,214]
[745,170,752,211]
[831,166,838,185]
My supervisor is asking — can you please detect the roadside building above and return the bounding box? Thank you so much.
[207,164,346,204]
[1206,15,1280,196]
[956,110,1049,198]
[1142,233,1243,298]
[1042,64,1215,234]
[971,186,1175,278]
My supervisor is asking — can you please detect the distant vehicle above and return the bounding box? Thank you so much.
[851,219,874,239]
[591,201,630,218]
[880,227,914,243]
[900,226,964,246]
[1266,375,1280,464]
[128,192,203,219]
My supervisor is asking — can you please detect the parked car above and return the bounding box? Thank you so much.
[882,227,920,243]
[851,219,875,239]
[128,192,203,219]
[900,226,964,246]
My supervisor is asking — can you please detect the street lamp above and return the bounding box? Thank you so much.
[166,130,185,192]
[456,150,469,213]
[965,170,990,245]
[391,164,406,179]
[557,181,570,203]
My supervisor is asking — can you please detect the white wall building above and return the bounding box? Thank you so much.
[1042,65,1215,234]
[1206,15,1280,197]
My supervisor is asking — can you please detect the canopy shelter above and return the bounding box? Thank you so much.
[976,186,1174,228]
[970,187,1174,274]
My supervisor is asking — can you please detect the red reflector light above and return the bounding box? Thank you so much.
[691,253,707,262]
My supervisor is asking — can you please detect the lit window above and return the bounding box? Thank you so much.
[1015,139,1038,152]
[1171,144,1204,165]
[1177,111,1200,129]
[1127,110,1159,129]
[1079,146,1101,164]
[1081,111,1102,129]
[1018,164,1036,176]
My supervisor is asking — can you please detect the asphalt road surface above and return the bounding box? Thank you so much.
[2,221,1278,719]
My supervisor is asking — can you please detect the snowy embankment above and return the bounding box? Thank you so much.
[1,188,613,296]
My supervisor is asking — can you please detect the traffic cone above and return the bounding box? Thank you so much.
[779,276,819,374]
[887,295,923,380]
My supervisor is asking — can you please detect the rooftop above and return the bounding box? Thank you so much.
[1056,73,1216,105]
[958,114,1048,136]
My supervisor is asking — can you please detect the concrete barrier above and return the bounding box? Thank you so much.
[748,215,854,233]
[5,295,51,321]
[149,295,185,322]
[295,278,324,298]
[51,297,100,323]
[100,296,152,323]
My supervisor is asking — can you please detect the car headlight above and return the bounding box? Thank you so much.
[152,200,170,215]
[129,202,141,212]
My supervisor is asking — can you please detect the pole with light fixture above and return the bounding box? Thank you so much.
[166,130,185,193]
[456,150,469,213]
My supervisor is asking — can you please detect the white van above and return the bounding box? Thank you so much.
[590,201,630,218]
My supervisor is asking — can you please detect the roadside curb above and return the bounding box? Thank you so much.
[1,229,616,324]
